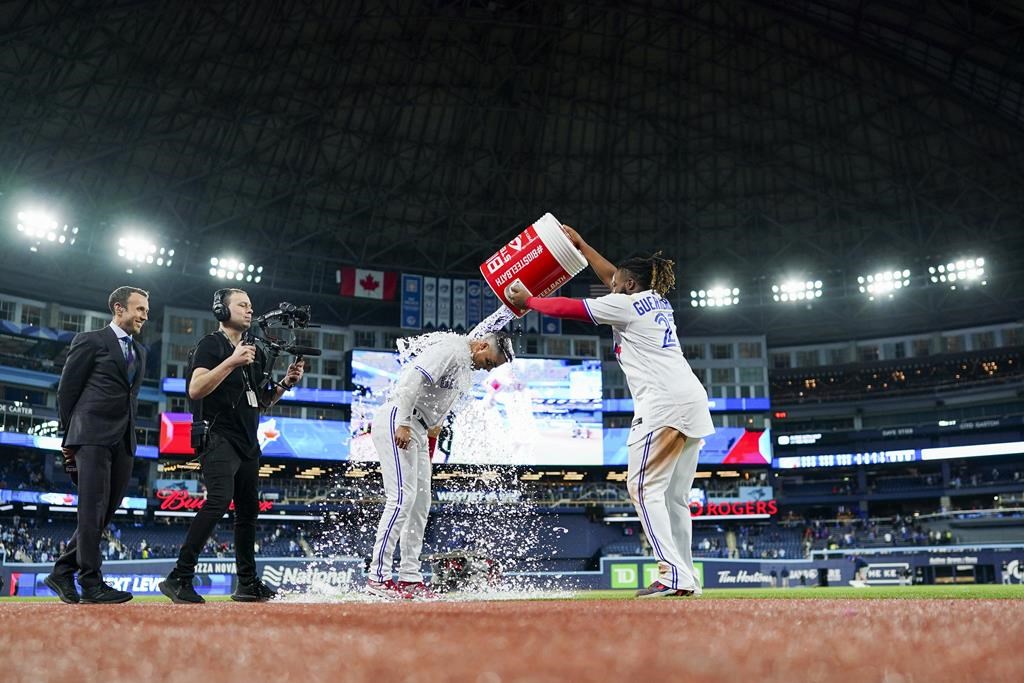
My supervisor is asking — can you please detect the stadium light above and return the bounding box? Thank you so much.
[928,257,986,290]
[209,256,263,283]
[772,279,823,303]
[690,286,740,308]
[117,234,174,273]
[15,209,78,251]
[857,269,910,301]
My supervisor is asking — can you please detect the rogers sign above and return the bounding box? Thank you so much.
[156,489,274,513]
[689,500,779,517]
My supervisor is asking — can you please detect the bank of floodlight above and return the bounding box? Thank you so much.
[690,286,740,308]
[117,234,174,273]
[15,209,78,251]
[928,257,986,290]
[772,279,823,303]
[209,256,263,283]
[857,269,910,301]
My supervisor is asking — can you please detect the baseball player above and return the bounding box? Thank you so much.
[508,225,714,598]
[367,331,514,599]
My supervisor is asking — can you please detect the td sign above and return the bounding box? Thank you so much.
[610,562,704,589]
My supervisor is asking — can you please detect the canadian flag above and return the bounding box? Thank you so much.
[337,267,398,300]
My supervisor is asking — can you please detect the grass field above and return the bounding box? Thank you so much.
[3,583,1022,603]
[580,584,1024,599]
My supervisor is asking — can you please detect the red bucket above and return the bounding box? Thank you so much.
[479,213,587,317]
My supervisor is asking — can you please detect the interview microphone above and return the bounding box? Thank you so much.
[283,344,322,357]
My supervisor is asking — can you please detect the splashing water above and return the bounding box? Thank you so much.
[288,307,572,602]
[469,305,517,339]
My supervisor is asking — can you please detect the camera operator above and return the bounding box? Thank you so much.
[159,288,303,604]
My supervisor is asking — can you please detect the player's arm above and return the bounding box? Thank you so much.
[390,347,447,448]
[508,285,633,327]
[506,286,594,323]
[561,225,617,289]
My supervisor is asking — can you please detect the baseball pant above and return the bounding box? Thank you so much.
[627,426,704,592]
[369,404,432,583]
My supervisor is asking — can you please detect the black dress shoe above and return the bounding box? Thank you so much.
[44,573,80,604]
[231,577,277,602]
[159,575,205,604]
[80,582,133,604]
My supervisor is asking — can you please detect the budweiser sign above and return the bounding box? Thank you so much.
[156,489,274,513]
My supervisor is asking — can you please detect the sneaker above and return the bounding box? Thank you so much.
[366,579,413,600]
[80,582,133,604]
[44,573,80,604]
[397,581,439,600]
[232,577,277,602]
[159,574,206,604]
[634,581,694,598]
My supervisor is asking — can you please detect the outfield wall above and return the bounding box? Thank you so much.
[6,547,1022,596]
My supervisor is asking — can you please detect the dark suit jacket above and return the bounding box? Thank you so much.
[58,326,147,451]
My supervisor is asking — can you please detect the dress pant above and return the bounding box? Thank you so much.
[171,434,260,581]
[52,431,134,588]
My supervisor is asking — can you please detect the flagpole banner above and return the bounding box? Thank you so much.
[466,279,483,328]
[452,279,467,331]
[437,278,452,329]
[401,274,423,329]
[482,280,501,316]
[423,277,438,329]
[525,309,540,334]
[542,315,562,335]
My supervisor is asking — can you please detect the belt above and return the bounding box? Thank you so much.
[411,408,429,430]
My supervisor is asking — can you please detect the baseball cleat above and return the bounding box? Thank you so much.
[634,581,695,598]
[366,579,414,600]
[397,581,440,600]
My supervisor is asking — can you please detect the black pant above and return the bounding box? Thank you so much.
[52,432,134,588]
[172,435,260,581]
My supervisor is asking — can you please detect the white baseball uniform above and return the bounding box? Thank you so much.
[584,290,715,592]
[369,339,471,584]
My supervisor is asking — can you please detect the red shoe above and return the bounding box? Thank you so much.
[634,581,695,598]
[366,579,414,600]
[397,581,439,600]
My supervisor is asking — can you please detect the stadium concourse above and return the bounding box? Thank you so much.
[2,0,1024,681]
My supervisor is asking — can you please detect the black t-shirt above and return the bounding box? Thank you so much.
[187,332,269,459]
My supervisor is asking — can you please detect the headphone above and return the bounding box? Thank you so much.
[212,289,232,322]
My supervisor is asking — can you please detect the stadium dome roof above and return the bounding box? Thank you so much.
[1,0,1022,342]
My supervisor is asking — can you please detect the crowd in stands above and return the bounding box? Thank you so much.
[0,452,53,492]
[780,463,1024,499]
[0,516,311,563]
[771,347,1022,403]
[801,514,959,552]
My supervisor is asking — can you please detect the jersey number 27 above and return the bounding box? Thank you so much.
[654,312,678,348]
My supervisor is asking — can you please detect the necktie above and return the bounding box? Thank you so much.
[123,338,137,383]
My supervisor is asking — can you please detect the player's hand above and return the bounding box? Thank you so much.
[394,425,412,450]
[61,446,78,464]
[561,224,585,250]
[507,282,530,309]
[230,343,257,367]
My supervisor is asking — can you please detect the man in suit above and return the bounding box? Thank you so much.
[44,286,149,604]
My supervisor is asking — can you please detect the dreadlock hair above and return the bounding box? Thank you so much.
[618,251,677,298]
